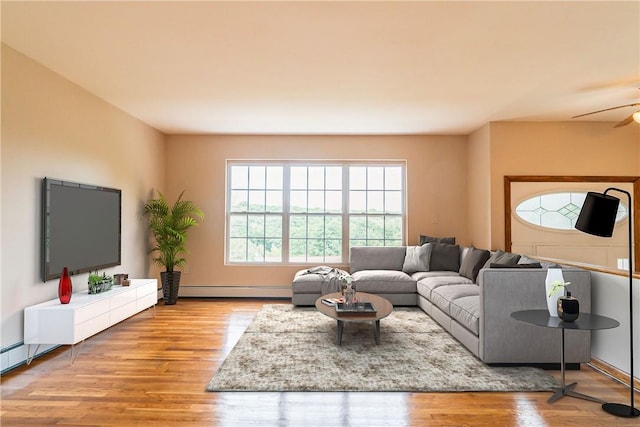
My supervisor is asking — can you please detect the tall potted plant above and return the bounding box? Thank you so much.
[144,190,204,304]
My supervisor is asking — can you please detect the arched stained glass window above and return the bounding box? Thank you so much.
[515,192,628,230]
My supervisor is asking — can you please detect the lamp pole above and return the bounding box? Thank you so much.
[601,188,638,418]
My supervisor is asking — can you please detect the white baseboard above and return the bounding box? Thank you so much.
[177,285,292,299]
[1,343,59,374]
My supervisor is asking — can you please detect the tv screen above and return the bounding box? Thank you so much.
[42,178,121,281]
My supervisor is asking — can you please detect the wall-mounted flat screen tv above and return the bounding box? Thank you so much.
[42,178,121,281]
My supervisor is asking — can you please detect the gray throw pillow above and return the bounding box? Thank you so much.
[419,234,456,245]
[459,247,491,282]
[429,243,460,272]
[483,250,521,268]
[402,244,432,274]
[518,254,537,264]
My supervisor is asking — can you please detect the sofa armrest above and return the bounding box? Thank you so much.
[478,267,591,364]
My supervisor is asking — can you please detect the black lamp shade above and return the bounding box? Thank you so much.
[575,191,620,238]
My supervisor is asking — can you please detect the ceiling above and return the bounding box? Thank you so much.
[2,1,639,135]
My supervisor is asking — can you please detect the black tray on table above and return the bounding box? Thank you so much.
[335,301,377,314]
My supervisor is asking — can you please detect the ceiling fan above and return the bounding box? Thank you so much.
[572,91,640,128]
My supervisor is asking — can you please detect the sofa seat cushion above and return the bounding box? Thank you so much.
[411,271,461,281]
[416,275,473,300]
[352,270,416,294]
[430,284,480,316]
[449,295,480,335]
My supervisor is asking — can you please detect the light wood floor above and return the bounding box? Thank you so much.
[1,299,638,426]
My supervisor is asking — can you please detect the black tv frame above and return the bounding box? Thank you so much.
[41,177,122,282]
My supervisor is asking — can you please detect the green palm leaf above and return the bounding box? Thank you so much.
[144,190,204,272]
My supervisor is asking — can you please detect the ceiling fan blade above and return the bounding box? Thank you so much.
[572,102,640,119]
[614,113,635,128]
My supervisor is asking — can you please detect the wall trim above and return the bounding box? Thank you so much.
[589,357,639,392]
[177,285,292,299]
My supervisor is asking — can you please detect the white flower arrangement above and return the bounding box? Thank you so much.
[339,271,353,284]
[547,279,571,297]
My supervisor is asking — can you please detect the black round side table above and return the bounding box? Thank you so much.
[511,309,619,404]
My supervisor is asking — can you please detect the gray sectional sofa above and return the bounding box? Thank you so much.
[292,243,592,366]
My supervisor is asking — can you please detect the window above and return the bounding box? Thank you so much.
[515,191,628,230]
[227,162,405,264]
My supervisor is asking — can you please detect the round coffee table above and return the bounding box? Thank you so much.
[315,292,393,345]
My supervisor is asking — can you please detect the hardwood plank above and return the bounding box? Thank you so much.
[1,299,638,426]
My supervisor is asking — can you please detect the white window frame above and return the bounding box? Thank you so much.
[225,160,406,265]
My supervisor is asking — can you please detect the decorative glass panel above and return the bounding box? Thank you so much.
[516,192,628,230]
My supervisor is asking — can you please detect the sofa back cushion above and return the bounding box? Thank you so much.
[429,243,461,272]
[419,234,456,245]
[350,246,406,273]
[459,247,491,282]
[402,244,432,274]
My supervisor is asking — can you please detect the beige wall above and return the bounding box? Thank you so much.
[164,134,469,292]
[1,46,165,352]
[488,121,640,250]
[467,123,492,249]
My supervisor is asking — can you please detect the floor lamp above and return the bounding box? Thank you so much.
[575,188,640,418]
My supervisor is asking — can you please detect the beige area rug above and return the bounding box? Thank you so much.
[206,304,559,392]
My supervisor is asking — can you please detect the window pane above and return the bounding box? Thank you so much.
[308,167,325,190]
[367,239,385,247]
[249,166,266,189]
[229,215,247,238]
[368,167,384,190]
[307,216,325,239]
[265,215,282,237]
[385,191,402,213]
[266,190,282,212]
[325,216,342,239]
[385,216,403,239]
[350,239,367,248]
[325,167,342,190]
[290,190,307,213]
[264,238,282,261]
[326,191,342,213]
[350,191,366,213]
[290,167,307,189]
[308,190,324,212]
[367,216,385,239]
[248,215,265,237]
[367,191,384,213]
[515,191,628,231]
[290,239,306,261]
[230,190,248,211]
[289,216,307,238]
[248,190,265,212]
[248,239,265,261]
[229,238,247,262]
[350,216,367,239]
[325,239,342,260]
[307,239,324,259]
[385,167,402,190]
[350,167,366,190]
[266,167,283,190]
[230,166,248,189]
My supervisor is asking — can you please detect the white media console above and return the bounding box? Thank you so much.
[24,278,157,363]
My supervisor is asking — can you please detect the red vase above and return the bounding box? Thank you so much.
[58,267,72,304]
